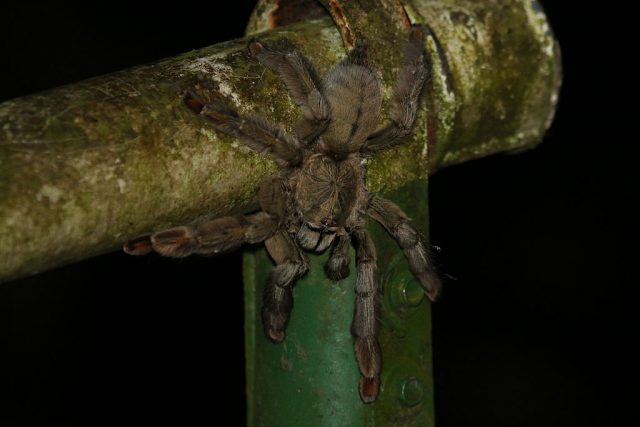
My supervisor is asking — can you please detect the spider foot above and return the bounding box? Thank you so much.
[416,271,442,302]
[181,90,205,114]
[324,256,350,281]
[262,307,288,342]
[123,234,153,256]
[265,327,285,343]
[353,335,382,402]
[262,314,286,343]
[262,285,292,343]
[247,38,265,56]
[359,376,380,403]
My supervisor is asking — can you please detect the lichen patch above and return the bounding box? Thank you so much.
[37,185,64,203]
[184,58,242,104]
[117,179,127,193]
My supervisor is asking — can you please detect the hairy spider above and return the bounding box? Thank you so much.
[124,27,441,403]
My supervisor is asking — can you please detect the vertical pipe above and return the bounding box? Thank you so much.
[244,180,435,426]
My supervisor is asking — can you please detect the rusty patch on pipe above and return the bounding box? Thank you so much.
[421,24,454,95]
[327,0,355,48]
[394,0,412,29]
[266,0,280,29]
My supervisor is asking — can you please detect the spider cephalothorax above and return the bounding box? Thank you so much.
[124,28,441,403]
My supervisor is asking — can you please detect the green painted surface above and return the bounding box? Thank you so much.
[244,181,434,427]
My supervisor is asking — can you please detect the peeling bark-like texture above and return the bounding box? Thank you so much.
[0,0,560,282]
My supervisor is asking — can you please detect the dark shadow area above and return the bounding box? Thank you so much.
[1,1,630,426]
[429,3,631,426]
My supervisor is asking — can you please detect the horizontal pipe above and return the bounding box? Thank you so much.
[0,0,560,282]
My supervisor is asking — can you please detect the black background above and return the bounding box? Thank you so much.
[0,1,632,426]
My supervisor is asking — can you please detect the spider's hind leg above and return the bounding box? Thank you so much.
[351,228,382,403]
[124,212,277,258]
[366,195,441,301]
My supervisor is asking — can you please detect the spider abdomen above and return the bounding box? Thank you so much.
[322,65,382,153]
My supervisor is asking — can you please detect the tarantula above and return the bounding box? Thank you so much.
[124,27,441,403]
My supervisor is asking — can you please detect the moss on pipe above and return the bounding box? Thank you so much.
[0,0,560,287]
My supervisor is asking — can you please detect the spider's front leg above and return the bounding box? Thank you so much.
[351,228,381,403]
[367,195,441,301]
[248,39,330,143]
[360,28,428,155]
[262,230,309,342]
[325,233,351,281]
[257,177,308,342]
[182,91,303,167]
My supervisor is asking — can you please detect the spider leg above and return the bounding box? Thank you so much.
[344,38,369,67]
[263,230,309,343]
[257,175,308,342]
[257,176,288,226]
[248,39,330,143]
[123,234,154,255]
[123,211,278,258]
[366,195,441,301]
[124,174,292,259]
[361,28,428,155]
[325,232,351,281]
[182,91,303,167]
[351,228,381,403]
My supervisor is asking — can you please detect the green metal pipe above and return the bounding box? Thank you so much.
[244,180,436,426]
